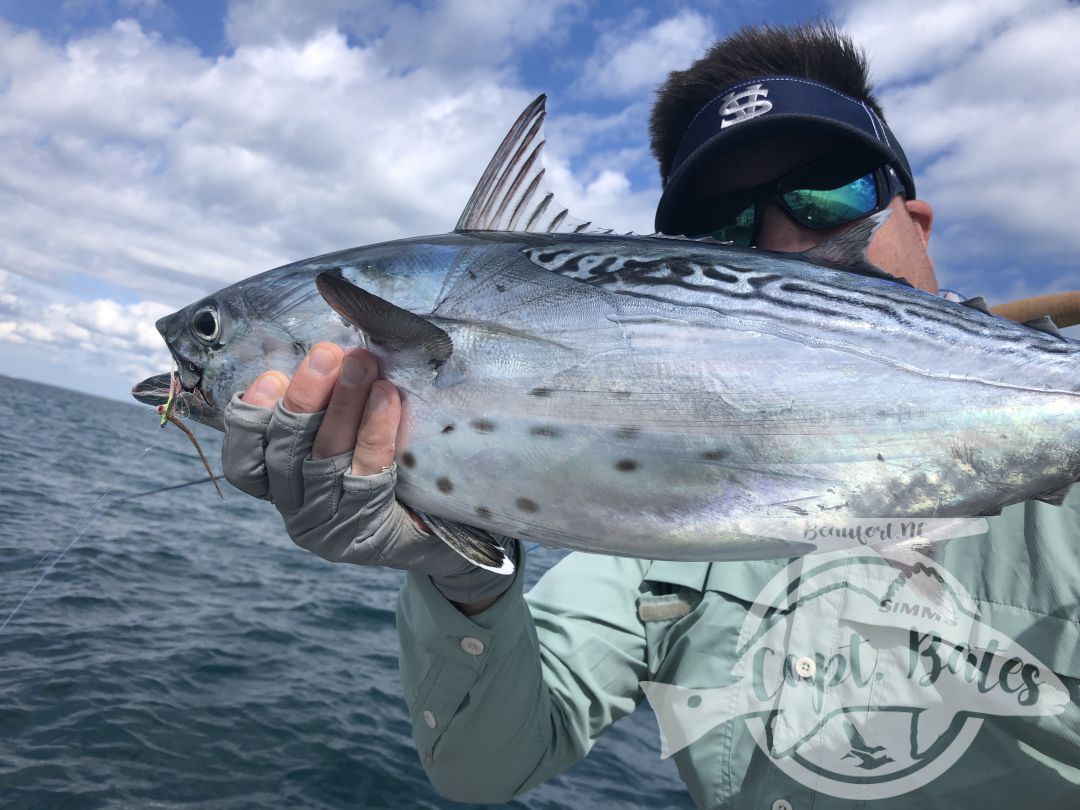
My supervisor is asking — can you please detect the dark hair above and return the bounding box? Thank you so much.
[649,22,886,184]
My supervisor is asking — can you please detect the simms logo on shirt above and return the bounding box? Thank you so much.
[718,84,773,129]
[641,521,1069,800]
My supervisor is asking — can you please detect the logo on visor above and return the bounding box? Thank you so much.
[719,83,773,129]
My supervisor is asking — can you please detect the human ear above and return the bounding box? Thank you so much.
[904,199,933,247]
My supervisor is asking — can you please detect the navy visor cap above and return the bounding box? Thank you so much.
[654,76,916,235]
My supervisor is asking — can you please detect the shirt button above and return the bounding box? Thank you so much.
[460,636,485,655]
[772,800,793,810]
[795,657,815,679]
[423,710,437,729]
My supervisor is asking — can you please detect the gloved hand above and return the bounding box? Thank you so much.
[221,342,517,607]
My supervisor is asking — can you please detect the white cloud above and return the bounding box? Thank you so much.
[0,269,173,387]
[0,3,651,399]
[840,0,1080,280]
[579,9,716,98]
[0,17,536,303]
[843,0,1054,86]
[225,0,583,75]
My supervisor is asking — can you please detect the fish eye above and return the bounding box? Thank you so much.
[191,305,220,344]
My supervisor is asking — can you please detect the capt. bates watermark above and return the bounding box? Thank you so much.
[641,519,1069,799]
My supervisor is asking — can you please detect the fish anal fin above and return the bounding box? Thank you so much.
[315,271,453,368]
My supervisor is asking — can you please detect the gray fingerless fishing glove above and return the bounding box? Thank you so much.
[221,393,517,605]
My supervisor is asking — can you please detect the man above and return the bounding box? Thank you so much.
[223,22,1080,808]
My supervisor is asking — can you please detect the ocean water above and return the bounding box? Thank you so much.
[0,374,692,809]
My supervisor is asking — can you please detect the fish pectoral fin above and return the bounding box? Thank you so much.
[454,94,619,236]
[414,510,516,575]
[316,272,453,368]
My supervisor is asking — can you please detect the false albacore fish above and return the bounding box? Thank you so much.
[133,95,1080,571]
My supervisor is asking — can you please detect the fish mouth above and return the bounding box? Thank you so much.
[131,370,215,426]
[170,350,204,393]
[131,348,203,406]
[131,373,174,406]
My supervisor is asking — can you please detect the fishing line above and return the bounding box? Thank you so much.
[0,440,163,633]
[117,475,225,501]
[1,439,154,598]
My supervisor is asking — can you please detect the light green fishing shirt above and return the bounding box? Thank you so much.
[397,489,1080,809]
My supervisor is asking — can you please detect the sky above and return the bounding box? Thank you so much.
[0,0,1077,402]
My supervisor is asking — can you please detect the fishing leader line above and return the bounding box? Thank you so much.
[0,439,167,633]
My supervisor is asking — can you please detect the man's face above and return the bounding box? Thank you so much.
[687,135,939,293]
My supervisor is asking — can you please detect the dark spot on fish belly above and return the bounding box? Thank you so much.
[515,497,539,512]
[877,453,885,462]
[401,451,416,469]
[612,390,631,400]
[615,426,640,440]
[475,505,493,519]
[701,449,728,461]
[470,419,496,433]
[495,283,506,292]
[529,387,553,398]
[436,477,453,493]
[615,459,638,472]
[442,424,455,434]
[530,425,561,438]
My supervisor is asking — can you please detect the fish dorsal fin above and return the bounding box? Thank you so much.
[456,94,616,235]
[800,210,913,288]
[316,272,453,368]
[1022,314,1064,339]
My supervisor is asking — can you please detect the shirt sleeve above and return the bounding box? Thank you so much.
[396,548,651,804]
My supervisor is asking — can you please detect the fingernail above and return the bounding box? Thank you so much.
[253,373,285,399]
[369,384,389,413]
[341,356,367,386]
[308,346,337,375]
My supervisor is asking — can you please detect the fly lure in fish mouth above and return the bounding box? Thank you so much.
[156,404,224,501]
[131,94,1080,570]
[158,368,180,428]
[132,365,223,500]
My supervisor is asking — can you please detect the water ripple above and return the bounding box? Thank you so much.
[0,376,691,808]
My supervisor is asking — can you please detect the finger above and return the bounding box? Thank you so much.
[311,349,379,460]
[281,342,345,414]
[221,393,276,499]
[241,371,290,409]
[351,381,401,476]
